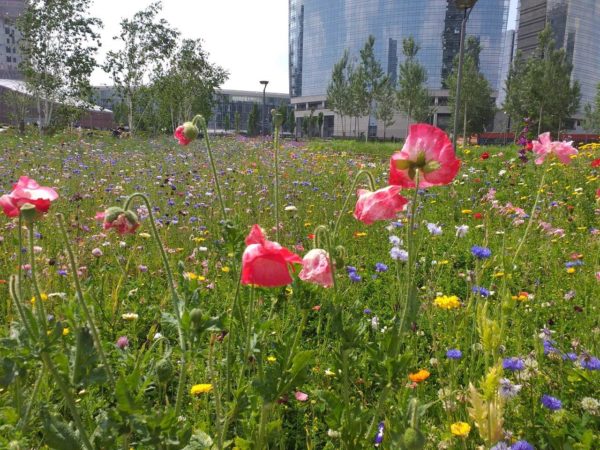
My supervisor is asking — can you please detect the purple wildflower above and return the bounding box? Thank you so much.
[446,349,462,360]
[374,421,384,447]
[503,357,525,371]
[471,246,492,259]
[511,441,535,450]
[472,286,490,297]
[375,262,388,273]
[541,394,562,411]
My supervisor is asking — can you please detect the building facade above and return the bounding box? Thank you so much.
[289,0,510,138]
[516,0,600,113]
[0,0,24,79]
[207,89,290,134]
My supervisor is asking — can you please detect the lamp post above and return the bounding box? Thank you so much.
[260,80,269,136]
[452,0,478,150]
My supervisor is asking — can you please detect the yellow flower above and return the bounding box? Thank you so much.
[461,209,473,214]
[186,272,198,280]
[62,327,70,336]
[266,356,277,363]
[221,266,230,273]
[139,232,151,239]
[433,295,461,310]
[31,293,48,304]
[450,421,471,437]
[190,384,213,395]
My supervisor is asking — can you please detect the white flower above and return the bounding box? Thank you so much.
[581,397,599,415]
[455,224,469,238]
[284,205,297,212]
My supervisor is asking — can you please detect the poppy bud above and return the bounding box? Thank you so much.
[20,203,38,225]
[155,358,173,383]
[190,308,203,329]
[402,427,425,449]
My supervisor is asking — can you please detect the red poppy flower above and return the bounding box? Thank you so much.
[591,158,600,168]
[241,225,302,287]
[0,176,58,218]
[389,124,460,188]
[481,152,490,160]
[473,212,483,220]
[354,185,408,225]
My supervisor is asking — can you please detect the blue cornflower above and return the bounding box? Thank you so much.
[543,340,558,355]
[349,272,362,282]
[390,247,408,261]
[503,357,525,371]
[471,245,492,259]
[446,349,462,360]
[363,308,372,315]
[346,266,357,274]
[490,443,510,450]
[511,441,535,450]
[580,356,600,370]
[57,269,68,276]
[564,352,577,361]
[541,394,562,411]
[565,260,583,268]
[375,263,388,273]
[472,286,490,297]
[374,421,385,447]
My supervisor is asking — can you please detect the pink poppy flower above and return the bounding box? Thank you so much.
[354,185,408,225]
[389,124,460,188]
[174,122,199,146]
[295,391,308,402]
[241,225,302,287]
[298,249,333,288]
[96,207,139,235]
[532,132,578,165]
[0,176,58,218]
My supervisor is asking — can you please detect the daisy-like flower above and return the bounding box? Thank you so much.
[408,369,430,383]
[434,295,461,309]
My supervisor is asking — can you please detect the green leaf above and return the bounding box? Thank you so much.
[233,436,253,449]
[40,407,83,450]
[182,430,214,449]
[0,358,16,388]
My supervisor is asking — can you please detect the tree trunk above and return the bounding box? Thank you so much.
[537,104,543,136]
[463,103,468,146]
[127,92,134,134]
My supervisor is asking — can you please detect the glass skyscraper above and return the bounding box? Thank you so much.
[517,0,600,112]
[289,0,509,97]
[289,0,509,137]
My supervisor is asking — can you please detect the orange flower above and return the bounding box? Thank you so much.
[408,369,430,383]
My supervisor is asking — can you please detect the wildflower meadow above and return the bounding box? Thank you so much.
[0,118,599,449]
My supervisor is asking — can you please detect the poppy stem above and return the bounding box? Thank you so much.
[124,193,188,416]
[273,111,282,242]
[333,170,376,237]
[195,116,228,220]
[55,213,115,386]
[511,168,547,265]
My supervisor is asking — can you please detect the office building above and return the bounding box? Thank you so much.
[289,0,510,138]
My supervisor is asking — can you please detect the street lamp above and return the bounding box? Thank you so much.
[260,80,269,136]
[452,0,478,150]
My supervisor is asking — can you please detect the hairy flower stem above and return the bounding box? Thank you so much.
[511,168,548,265]
[194,116,227,219]
[18,365,44,431]
[273,115,281,242]
[17,215,23,298]
[367,175,421,442]
[333,170,376,237]
[40,352,94,450]
[27,224,48,330]
[313,225,338,293]
[56,214,115,385]
[124,193,188,416]
[9,276,36,340]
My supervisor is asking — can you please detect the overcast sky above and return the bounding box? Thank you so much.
[89,0,518,93]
